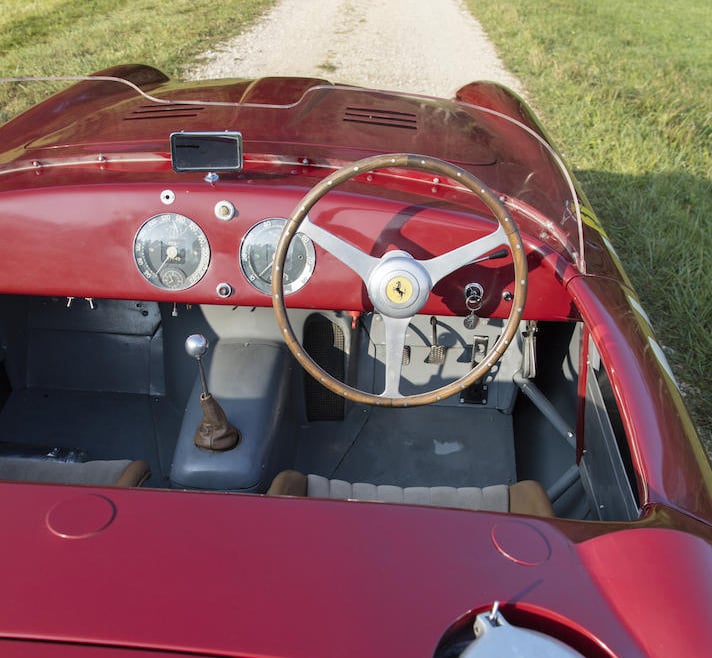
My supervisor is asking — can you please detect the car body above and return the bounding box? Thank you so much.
[0,64,710,657]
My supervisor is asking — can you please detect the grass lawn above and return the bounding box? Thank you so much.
[466,0,712,454]
[0,0,277,122]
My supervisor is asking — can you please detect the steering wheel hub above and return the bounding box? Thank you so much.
[367,250,431,318]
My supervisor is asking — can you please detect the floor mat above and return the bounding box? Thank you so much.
[295,405,515,488]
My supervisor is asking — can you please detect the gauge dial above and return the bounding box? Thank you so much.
[240,218,316,294]
[134,213,210,290]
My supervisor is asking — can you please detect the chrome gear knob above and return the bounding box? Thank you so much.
[185,334,209,360]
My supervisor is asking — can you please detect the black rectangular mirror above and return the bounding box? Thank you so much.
[170,131,243,172]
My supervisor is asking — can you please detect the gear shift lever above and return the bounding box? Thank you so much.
[185,334,240,451]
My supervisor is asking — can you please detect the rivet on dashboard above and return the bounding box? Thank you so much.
[214,200,236,221]
[160,190,175,205]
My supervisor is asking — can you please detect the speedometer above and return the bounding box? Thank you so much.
[134,213,210,290]
[240,218,316,295]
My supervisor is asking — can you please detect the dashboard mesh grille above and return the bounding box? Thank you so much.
[303,315,346,421]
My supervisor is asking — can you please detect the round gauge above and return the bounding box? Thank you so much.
[134,213,210,290]
[240,218,316,294]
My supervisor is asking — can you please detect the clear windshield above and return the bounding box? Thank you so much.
[0,75,587,272]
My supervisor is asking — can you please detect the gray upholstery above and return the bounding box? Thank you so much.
[267,470,554,516]
[0,458,150,487]
[308,474,510,511]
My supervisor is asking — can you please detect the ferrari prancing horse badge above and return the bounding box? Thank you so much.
[386,276,414,304]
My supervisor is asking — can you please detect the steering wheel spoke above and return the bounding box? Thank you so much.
[300,216,378,282]
[380,316,411,398]
[423,225,508,285]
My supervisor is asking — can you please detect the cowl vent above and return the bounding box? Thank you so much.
[124,104,206,121]
[343,106,417,130]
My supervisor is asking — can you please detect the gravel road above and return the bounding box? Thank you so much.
[189,0,522,97]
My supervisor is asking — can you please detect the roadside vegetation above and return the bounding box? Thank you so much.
[1,0,708,454]
[0,0,276,123]
[466,0,712,454]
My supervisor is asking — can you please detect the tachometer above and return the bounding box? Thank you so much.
[240,218,316,294]
[134,213,210,290]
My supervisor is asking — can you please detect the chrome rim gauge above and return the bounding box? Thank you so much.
[240,218,316,294]
[134,213,210,290]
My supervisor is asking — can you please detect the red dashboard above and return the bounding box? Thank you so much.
[0,175,576,320]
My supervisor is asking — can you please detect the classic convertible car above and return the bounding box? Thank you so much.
[0,64,710,657]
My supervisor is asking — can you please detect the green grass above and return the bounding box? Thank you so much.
[466,0,712,454]
[0,0,277,122]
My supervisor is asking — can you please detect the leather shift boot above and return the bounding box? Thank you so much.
[194,393,240,451]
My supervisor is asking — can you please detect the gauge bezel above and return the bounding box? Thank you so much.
[133,213,211,291]
[239,218,316,295]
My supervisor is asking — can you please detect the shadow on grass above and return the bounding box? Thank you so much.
[576,168,712,457]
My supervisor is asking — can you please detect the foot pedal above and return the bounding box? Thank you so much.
[426,316,447,364]
[461,335,490,405]
[470,335,489,367]
[402,345,411,366]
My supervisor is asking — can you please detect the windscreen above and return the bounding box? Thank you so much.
[0,74,588,272]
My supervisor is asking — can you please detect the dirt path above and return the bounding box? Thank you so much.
[188,0,521,97]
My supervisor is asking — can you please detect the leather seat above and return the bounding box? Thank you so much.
[267,470,554,517]
[0,458,150,487]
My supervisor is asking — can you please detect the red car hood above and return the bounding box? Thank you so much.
[1,482,710,657]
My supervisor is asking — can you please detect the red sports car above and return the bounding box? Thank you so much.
[0,65,710,657]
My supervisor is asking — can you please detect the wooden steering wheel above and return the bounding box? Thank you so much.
[272,153,527,408]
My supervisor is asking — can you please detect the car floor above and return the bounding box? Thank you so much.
[295,404,516,488]
[0,296,560,501]
[0,387,180,488]
[0,386,516,493]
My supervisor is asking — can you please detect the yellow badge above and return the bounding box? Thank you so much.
[386,276,413,304]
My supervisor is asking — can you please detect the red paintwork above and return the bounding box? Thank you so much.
[567,274,712,521]
[0,482,710,658]
[0,67,710,656]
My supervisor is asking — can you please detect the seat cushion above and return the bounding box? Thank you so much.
[0,458,150,487]
[267,470,554,516]
[308,474,511,512]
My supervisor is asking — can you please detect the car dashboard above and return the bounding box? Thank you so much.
[0,172,575,320]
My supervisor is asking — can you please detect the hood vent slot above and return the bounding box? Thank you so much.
[124,104,206,121]
[343,106,417,130]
